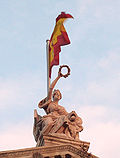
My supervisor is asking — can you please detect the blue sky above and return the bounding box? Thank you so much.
[0,0,120,157]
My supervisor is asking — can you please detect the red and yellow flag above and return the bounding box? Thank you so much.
[49,12,73,78]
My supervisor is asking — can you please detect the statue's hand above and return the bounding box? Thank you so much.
[38,98,51,109]
[58,70,63,78]
[34,109,38,118]
[38,97,47,107]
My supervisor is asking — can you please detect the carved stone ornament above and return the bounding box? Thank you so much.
[58,65,70,78]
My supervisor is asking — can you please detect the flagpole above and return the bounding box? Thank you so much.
[46,40,50,96]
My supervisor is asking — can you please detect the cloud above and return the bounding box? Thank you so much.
[82,121,120,158]
[0,72,45,110]
[70,0,120,45]
[62,49,120,107]
[77,0,120,23]
[0,122,35,151]
[78,106,120,158]
[0,78,20,109]
[0,72,46,130]
[98,49,120,72]
[80,77,120,106]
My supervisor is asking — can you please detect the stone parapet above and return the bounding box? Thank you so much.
[0,144,98,158]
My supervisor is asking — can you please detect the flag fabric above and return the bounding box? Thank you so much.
[49,12,73,78]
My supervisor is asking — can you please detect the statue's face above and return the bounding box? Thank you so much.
[53,90,61,101]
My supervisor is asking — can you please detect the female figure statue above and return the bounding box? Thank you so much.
[33,66,83,146]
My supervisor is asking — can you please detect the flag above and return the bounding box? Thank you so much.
[49,12,73,78]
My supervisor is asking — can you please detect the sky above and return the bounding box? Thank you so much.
[0,0,120,157]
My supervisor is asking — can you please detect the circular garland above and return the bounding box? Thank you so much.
[58,65,70,78]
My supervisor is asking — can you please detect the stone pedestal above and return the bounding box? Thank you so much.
[43,134,90,152]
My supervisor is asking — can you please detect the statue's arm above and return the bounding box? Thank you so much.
[48,73,61,100]
[38,98,51,108]
[38,71,61,111]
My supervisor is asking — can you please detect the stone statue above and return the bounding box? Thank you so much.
[33,65,83,147]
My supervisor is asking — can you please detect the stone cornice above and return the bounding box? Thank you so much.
[0,145,98,158]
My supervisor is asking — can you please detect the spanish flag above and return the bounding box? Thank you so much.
[49,12,73,78]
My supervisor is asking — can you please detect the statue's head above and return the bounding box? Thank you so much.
[53,89,62,101]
